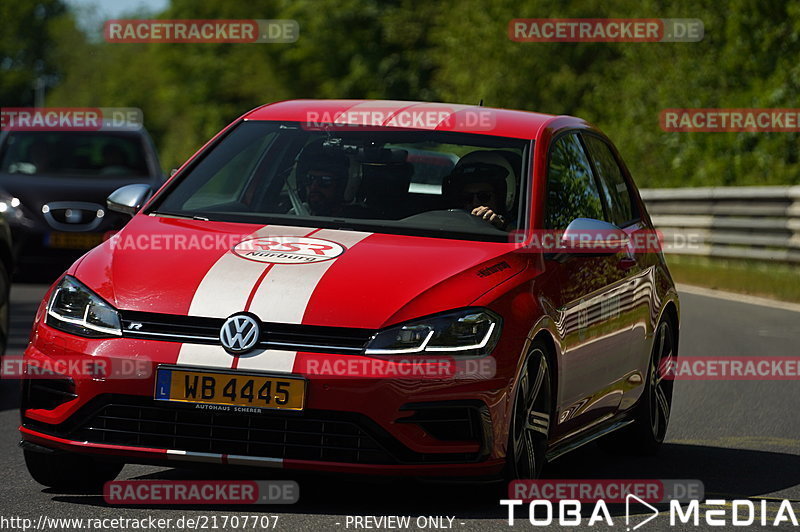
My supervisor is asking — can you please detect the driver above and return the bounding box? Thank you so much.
[443,155,510,229]
[295,143,351,217]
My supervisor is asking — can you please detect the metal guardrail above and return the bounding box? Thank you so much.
[640,186,800,263]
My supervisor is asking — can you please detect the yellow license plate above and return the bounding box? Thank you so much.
[154,367,306,411]
[47,232,104,249]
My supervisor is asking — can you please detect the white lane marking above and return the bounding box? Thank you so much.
[677,283,800,313]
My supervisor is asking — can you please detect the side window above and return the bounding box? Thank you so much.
[583,135,638,227]
[545,133,604,229]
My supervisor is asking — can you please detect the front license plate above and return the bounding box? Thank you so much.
[154,367,306,411]
[46,232,104,249]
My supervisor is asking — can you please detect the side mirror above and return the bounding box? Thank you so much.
[107,184,151,216]
[560,218,629,254]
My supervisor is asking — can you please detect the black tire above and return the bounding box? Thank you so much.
[24,450,123,491]
[505,342,552,480]
[600,316,676,455]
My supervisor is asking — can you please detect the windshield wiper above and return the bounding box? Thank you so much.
[150,210,209,221]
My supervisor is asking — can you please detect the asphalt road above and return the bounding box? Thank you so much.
[0,280,798,531]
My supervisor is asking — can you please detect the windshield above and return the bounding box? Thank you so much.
[0,131,150,177]
[151,121,529,241]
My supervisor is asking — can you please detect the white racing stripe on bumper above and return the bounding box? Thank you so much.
[178,225,312,368]
[239,229,371,372]
[177,346,287,369]
[235,349,296,373]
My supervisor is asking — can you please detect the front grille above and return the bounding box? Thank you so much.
[77,403,393,464]
[119,310,374,354]
[24,395,483,465]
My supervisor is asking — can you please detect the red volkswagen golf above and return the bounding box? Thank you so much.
[19,100,679,488]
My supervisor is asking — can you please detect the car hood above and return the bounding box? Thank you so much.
[74,215,527,329]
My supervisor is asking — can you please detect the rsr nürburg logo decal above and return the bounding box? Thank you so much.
[233,236,345,264]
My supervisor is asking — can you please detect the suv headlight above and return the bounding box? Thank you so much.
[0,190,29,225]
[365,309,501,356]
[46,276,122,338]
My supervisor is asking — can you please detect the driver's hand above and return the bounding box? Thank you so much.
[471,206,505,228]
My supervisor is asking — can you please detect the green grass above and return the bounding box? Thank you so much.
[666,255,800,303]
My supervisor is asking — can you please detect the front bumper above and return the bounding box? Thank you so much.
[19,322,516,478]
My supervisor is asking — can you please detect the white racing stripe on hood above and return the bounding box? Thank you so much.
[177,225,312,368]
[187,225,312,318]
[237,229,371,373]
[247,229,371,323]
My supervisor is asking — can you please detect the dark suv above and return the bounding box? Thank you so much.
[0,128,164,271]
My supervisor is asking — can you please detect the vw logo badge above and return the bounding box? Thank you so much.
[220,314,261,354]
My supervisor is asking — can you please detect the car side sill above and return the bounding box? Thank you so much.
[545,418,635,462]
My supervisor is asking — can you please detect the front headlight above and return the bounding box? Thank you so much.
[46,276,122,338]
[364,309,501,356]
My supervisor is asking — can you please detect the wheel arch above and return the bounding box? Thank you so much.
[657,298,680,358]
[530,329,559,413]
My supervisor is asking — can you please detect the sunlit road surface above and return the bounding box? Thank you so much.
[1,283,798,531]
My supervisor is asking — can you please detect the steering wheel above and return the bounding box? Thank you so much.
[446,208,502,229]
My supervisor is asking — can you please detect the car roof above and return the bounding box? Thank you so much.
[243,99,588,140]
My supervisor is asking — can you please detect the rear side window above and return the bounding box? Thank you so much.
[545,133,604,229]
[583,135,638,227]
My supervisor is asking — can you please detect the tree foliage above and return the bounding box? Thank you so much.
[3,0,798,186]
